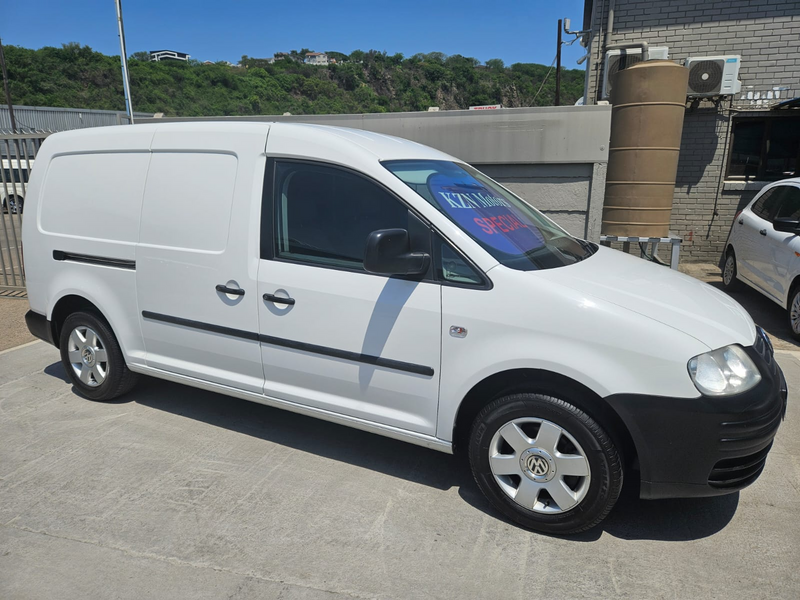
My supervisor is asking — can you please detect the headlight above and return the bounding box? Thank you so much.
[687,345,761,396]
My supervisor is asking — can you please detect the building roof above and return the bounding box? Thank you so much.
[150,50,189,56]
[772,97,800,110]
[305,52,325,56]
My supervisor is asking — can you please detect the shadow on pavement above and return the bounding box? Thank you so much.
[132,375,462,492]
[457,473,739,542]
[44,361,70,382]
[44,362,742,541]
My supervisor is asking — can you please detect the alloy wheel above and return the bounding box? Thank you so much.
[67,326,109,387]
[791,293,800,334]
[723,255,735,286]
[488,417,591,514]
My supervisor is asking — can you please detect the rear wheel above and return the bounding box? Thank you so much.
[469,393,623,535]
[59,311,139,401]
[722,250,741,292]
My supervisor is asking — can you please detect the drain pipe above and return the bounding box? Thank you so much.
[605,0,616,50]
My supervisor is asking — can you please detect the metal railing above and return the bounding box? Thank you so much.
[1,132,49,292]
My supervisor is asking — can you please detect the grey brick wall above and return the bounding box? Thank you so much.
[585,0,800,262]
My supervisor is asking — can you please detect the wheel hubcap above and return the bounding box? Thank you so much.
[67,326,108,387]
[489,418,591,514]
[791,294,800,334]
[723,255,735,285]
[520,448,556,482]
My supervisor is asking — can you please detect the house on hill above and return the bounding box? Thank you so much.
[149,50,190,62]
[304,52,329,66]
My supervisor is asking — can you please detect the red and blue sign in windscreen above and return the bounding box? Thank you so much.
[427,173,545,255]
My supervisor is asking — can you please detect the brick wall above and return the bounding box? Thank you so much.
[585,0,800,262]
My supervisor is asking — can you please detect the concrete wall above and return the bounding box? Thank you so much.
[138,106,611,241]
[584,0,800,262]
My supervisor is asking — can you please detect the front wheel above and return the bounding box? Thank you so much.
[722,250,741,292]
[59,311,139,401]
[787,287,800,341]
[469,393,623,535]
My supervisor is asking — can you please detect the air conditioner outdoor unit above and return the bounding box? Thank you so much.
[602,46,669,99]
[685,55,742,97]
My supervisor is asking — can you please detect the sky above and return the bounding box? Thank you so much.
[1,0,589,69]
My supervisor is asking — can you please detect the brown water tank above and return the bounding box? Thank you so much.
[601,60,689,237]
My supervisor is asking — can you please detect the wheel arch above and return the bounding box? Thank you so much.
[50,294,108,349]
[452,368,637,469]
[787,275,800,309]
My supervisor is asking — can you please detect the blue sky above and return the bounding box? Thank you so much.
[2,0,588,68]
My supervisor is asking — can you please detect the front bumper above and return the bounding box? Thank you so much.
[606,332,787,499]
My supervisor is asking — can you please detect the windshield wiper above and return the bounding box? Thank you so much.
[577,238,597,259]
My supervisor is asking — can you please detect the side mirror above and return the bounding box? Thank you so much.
[364,229,430,276]
[773,217,800,233]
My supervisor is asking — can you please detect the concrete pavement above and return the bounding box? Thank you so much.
[0,298,34,351]
[0,341,798,599]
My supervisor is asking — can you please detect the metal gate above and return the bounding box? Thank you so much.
[1,133,48,292]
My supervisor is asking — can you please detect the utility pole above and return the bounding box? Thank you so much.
[0,38,18,133]
[555,19,563,106]
[114,0,135,124]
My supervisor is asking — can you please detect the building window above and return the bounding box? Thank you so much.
[727,116,800,181]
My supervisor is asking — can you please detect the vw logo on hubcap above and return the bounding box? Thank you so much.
[81,347,96,367]
[520,448,555,481]
[526,455,549,476]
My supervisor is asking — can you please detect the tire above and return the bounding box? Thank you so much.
[59,311,139,401]
[787,286,800,341]
[6,196,22,214]
[722,250,741,292]
[469,393,623,535]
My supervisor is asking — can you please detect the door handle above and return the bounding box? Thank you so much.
[759,229,767,236]
[216,284,245,296]
[263,293,295,306]
[738,218,744,225]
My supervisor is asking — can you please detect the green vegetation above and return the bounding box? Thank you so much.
[3,43,585,116]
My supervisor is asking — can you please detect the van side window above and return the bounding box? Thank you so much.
[272,161,409,271]
[433,233,484,286]
[751,188,780,220]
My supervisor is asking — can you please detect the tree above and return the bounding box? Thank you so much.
[1,43,585,117]
[486,58,505,71]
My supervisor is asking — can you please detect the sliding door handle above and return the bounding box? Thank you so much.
[263,293,295,306]
[216,284,245,296]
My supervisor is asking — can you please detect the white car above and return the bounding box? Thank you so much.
[23,123,786,534]
[721,177,800,338]
[1,157,30,214]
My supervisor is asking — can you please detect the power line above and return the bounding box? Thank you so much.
[532,54,558,105]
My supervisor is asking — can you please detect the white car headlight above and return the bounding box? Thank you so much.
[687,345,761,396]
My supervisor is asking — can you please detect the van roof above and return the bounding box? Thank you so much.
[43,121,456,162]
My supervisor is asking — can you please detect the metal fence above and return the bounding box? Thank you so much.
[1,132,49,292]
[1,105,153,134]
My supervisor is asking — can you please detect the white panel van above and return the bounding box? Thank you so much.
[22,123,787,534]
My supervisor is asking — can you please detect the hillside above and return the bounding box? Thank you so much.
[3,44,585,117]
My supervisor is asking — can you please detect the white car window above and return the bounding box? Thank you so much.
[774,187,800,221]
[751,188,781,220]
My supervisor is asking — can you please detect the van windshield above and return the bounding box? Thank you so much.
[383,160,596,271]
